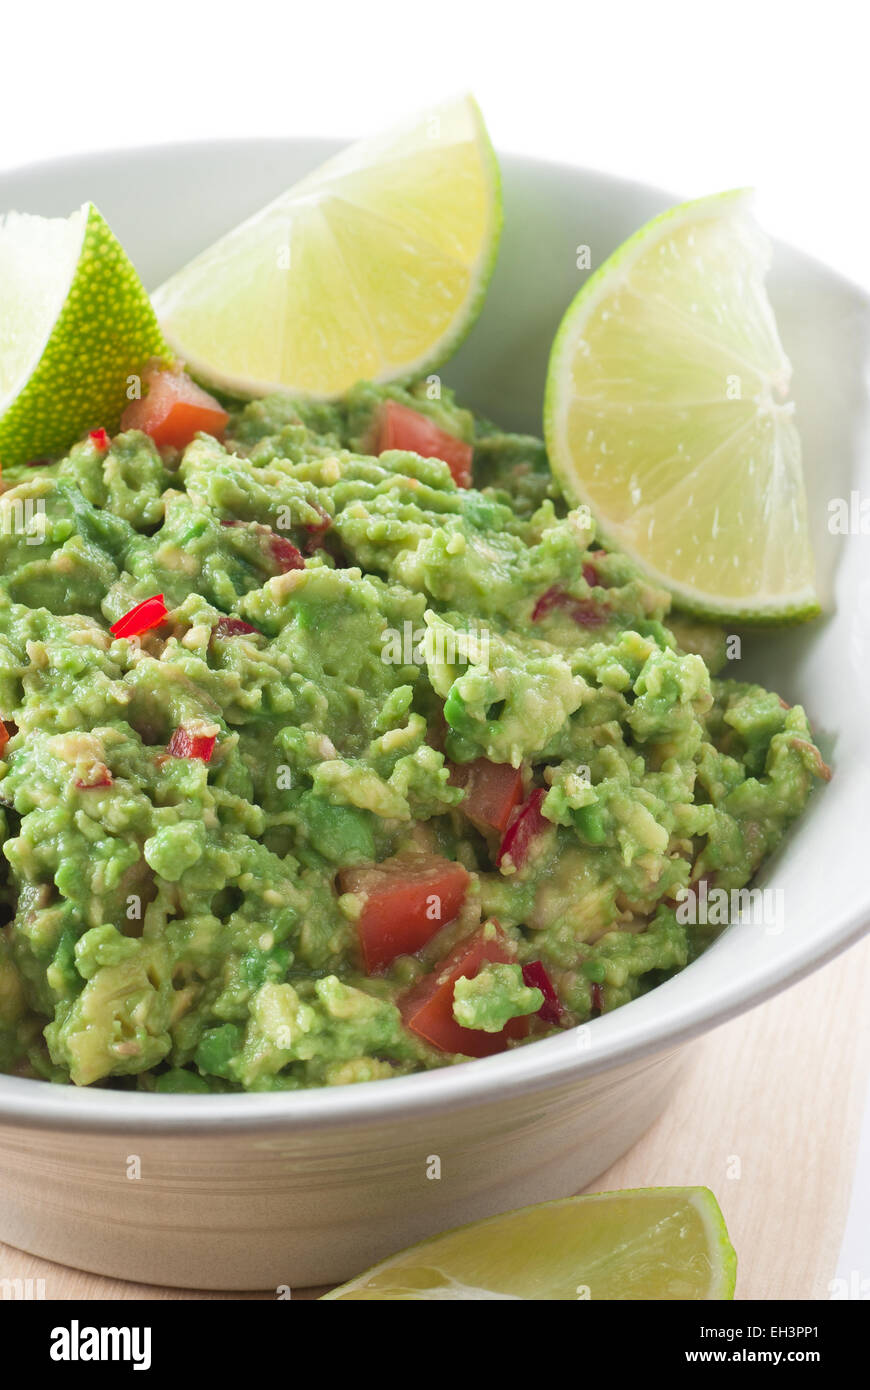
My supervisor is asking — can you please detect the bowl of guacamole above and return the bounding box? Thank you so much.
[0,139,865,1291]
[0,374,829,1092]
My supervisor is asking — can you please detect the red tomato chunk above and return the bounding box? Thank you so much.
[339,853,470,974]
[120,366,228,450]
[400,922,529,1057]
[449,758,524,834]
[375,399,473,488]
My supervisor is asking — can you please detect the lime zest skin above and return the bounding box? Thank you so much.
[0,203,167,468]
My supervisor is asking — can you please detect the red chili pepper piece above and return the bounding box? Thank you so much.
[304,504,333,553]
[0,722,8,758]
[496,788,549,870]
[532,586,609,628]
[166,727,216,762]
[89,428,110,452]
[521,960,564,1024]
[109,594,168,639]
[213,616,259,638]
[221,520,305,574]
[75,771,113,790]
[269,534,305,573]
[375,400,474,488]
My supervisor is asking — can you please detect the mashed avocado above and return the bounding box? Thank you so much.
[0,380,828,1090]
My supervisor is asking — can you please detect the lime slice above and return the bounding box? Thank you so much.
[152,95,502,399]
[545,190,817,623]
[322,1186,737,1300]
[0,203,167,468]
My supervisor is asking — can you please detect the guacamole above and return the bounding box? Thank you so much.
[0,379,828,1090]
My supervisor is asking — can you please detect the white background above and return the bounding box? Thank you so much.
[1,0,867,286]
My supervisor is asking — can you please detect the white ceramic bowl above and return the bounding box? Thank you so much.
[0,140,868,1291]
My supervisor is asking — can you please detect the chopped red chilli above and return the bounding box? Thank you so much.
[304,504,333,553]
[531,586,609,628]
[213,617,259,638]
[167,727,216,762]
[109,594,168,639]
[269,534,305,572]
[75,771,113,790]
[0,722,8,758]
[521,960,564,1024]
[496,787,549,869]
[220,519,305,573]
[89,428,110,452]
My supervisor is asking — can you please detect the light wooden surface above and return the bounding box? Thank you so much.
[3,933,869,1301]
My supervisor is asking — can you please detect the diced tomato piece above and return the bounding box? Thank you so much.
[269,534,305,573]
[109,594,168,639]
[400,922,529,1057]
[449,758,524,834]
[212,616,259,638]
[339,853,470,974]
[167,727,216,762]
[532,586,609,628]
[75,770,113,790]
[120,366,228,450]
[88,428,110,452]
[376,399,473,488]
[0,722,8,758]
[496,787,550,870]
[521,960,564,1025]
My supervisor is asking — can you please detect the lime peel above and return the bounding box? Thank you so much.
[0,203,167,468]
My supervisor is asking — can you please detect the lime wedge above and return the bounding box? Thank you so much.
[0,203,167,468]
[545,190,817,623]
[152,95,502,399]
[322,1186,737,1300]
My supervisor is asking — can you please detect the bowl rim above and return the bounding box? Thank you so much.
[0,136,868,1135]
